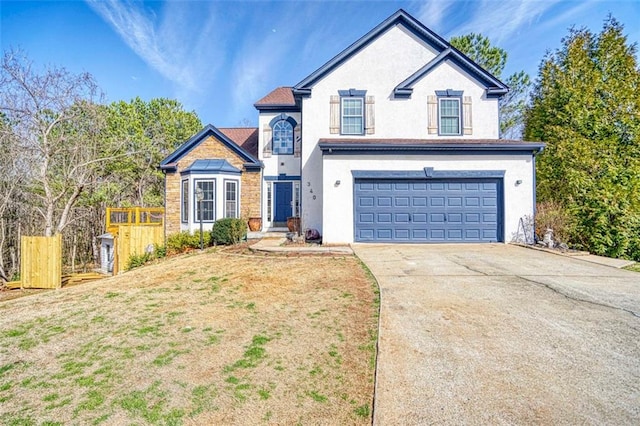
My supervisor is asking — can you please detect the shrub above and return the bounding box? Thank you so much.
[211,218,247,245]
[125,252,152,271]
[154,244,167,258]
[535,201,574,245]
[166,231,209,254]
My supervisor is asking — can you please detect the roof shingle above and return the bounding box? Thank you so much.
[254,87,296,107]
[218,127,259,158]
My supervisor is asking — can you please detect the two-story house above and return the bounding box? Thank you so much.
[161,9,543,244]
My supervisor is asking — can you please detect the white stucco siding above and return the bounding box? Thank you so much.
[321,154,535,244]
[300,24,503,234]
[258,111,303,226]
[257,111,302,177]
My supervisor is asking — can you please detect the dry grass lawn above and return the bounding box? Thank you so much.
[0,247,379,425]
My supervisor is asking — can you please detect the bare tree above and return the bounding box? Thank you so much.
[0,49,122,237]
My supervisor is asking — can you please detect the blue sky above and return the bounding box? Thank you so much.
[2,1,639,127]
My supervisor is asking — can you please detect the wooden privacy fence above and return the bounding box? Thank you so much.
[113,225,164,274]
[20,235,62,289]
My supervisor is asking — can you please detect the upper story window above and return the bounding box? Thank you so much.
[339,89,366,135]
[267,114,297,156]
[273,119,293,154]
[436,89,463,136]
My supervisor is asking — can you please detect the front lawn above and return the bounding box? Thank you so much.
[0,248,379,425]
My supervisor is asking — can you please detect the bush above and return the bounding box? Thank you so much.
[166,231,210,254]
[211,218,247,245]
[154,244,167,258]
[126,252,152,271]
[535,201,574,245]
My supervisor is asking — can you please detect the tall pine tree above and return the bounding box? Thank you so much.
[525,17,640,259]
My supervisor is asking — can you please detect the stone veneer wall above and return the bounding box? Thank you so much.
[164,135,261,235]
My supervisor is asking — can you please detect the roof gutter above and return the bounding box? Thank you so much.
[319,142,545,154]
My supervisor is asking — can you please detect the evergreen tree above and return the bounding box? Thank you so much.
[525,17,640,259]
[450,33,531,139]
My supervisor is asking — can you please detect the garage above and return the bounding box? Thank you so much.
[354,178,502,242]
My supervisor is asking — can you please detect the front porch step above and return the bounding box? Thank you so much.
[247,231,290,239]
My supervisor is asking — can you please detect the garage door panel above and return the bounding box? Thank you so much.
[354,178,501,242]
[395,213,410,223]
[412,197,427,207]
[448,197,462,206]
[395,229,410,239]
[359,196,374,207]
[413,213,427,223]
[395,197,410,207]
[430,197,445,207]
[360,213,374,223]
[377,197,392,206]
[430,213,446,223]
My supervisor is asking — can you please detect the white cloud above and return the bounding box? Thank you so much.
[415,0,456,30]
[86,0,221,92]
[452,0,564,43]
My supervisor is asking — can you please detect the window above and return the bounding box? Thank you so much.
[439,98,461,135]
[341,97,364,135]
[181,180,189,223]
[266,183,272,222]
[195,180,215,222]
[272,120,293,154]
[224,180,238,218]
[436,90,463,136]
[294,181,301,217]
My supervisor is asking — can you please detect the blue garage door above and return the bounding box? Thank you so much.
[354,179,501,242]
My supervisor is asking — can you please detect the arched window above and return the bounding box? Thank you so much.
[272,119,294,154]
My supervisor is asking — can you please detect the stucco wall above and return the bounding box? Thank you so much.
[321,153,535,244]
[300,24,502,234]
[257,111,302,227]
[164,135,261,236]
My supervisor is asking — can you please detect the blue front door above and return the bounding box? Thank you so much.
[274,182,292,222]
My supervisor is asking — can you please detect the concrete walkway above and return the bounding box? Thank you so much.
[249,237,353,255]
[517,243,636,269]
[354,243,640,425]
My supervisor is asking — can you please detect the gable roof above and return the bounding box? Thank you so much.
[218,127,259,158]
[293,9,508,97]
[254,87,299,111]
[160,124,261,172]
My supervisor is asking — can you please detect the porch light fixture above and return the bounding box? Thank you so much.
[195,186,204,250]
[335,180,341,187]
[515,180,523,186]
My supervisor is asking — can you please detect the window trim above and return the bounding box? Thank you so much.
[269,114,297,156]
[224,179,239,219]
[181,179,189,223]
[194,179,216,223]
[272,119,294,155]
[436,89,463,136]
[339,89,366,136]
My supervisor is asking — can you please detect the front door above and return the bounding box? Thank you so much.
[274,182,293,224]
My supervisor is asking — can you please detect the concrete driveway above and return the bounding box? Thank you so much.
[353,244,640,425]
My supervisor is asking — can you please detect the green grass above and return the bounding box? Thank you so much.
[152,349,187,367]
[307,390,328,403]
[224,335,271,372]
[623,263,640,272]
